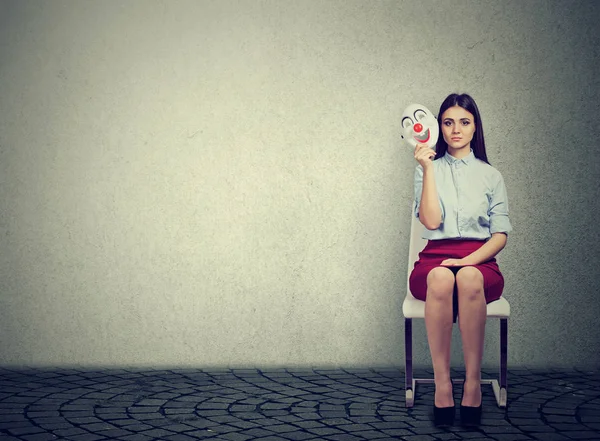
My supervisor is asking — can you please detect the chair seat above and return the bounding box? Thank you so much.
[402,294,510,319]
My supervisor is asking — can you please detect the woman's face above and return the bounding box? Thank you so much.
[441,105,476,152]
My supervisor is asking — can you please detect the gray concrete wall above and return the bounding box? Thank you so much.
[0,0,598,369]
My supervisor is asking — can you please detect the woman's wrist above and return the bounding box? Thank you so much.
[460,256,478,266]
[422,162,434,172]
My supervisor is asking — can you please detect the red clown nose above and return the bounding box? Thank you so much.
[414,123,423,133]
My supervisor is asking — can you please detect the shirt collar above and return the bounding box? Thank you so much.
[444,148,475,165]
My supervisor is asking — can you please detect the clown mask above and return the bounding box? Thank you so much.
[400,104,439,149]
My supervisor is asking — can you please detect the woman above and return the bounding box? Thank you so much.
[409,93,512,427]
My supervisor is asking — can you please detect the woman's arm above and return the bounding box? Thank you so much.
[441,232,507,266]
[415,144,442,230]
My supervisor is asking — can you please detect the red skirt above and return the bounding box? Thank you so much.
[409,239,504,307]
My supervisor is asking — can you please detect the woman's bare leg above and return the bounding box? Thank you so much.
[456,266,486,407]
[425,266,456,407]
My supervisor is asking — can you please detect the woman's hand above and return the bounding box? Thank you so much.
[441,258,468,267]
[414,143,436,168]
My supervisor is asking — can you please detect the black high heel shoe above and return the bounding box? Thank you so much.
[433,384,455,427]
[433,404,455,427]
[460,403,482,426]
[460,387,482,427]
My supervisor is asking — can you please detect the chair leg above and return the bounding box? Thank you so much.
[405,318,414,407]
[499,318,508,407]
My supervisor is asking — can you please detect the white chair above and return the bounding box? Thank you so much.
[402,213,509,408]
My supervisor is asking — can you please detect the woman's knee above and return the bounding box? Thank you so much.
[456,267,484,300]
[426,267,455,300]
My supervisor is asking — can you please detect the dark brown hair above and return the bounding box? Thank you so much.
[435,93,489,164]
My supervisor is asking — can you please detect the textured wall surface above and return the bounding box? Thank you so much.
[0,0,599,368]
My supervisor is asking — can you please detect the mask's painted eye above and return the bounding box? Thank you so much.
[402,117,413,129]
[414,110,427,121]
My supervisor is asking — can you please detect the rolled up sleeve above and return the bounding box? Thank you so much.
[413,166,422,218]
[413,165,444,223]
[488,173,512,234]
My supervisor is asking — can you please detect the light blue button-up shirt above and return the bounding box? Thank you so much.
[413,149,512,240]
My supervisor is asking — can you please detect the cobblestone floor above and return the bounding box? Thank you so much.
[1,367,599,441]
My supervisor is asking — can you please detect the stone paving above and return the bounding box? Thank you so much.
[0,367,599,441]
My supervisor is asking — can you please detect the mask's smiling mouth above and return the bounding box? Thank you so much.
[414,128,431,143]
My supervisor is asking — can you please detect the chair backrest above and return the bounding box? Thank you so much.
[406,212,428,299]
